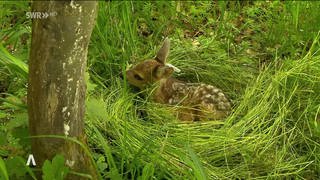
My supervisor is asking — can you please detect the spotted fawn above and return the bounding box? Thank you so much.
[126,38,231,121]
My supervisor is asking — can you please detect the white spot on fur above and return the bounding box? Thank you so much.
[205,94,211,98]
[198,89,205,95]
[213,89,219,93]
[208,85,214,89]
[218,102,226,110]
[207,103,214,110]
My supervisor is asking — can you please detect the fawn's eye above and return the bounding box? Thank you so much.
[134,74,144,81]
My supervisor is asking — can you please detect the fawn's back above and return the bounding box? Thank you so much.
[126,38,231,121]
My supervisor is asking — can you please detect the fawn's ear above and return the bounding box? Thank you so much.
[155,37,170,64]
[155,65,174,79]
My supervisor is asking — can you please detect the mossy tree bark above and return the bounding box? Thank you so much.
[28,1,98,179]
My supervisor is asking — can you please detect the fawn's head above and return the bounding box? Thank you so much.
[126,38,174,89]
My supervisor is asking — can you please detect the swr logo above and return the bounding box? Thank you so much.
[26,11,57,19]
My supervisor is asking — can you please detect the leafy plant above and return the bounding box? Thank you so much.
[5,156,36,180]
[42,154,69,180]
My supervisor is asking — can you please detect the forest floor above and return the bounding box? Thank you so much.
[0,1,320,179]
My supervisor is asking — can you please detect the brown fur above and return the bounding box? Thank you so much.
[126,38,231,121]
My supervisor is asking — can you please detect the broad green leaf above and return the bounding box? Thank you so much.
[42,154,69,180]
[0,44,28,79]
[0,157,9,180]
[6,156,28,178]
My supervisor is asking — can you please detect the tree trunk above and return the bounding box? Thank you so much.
[28,1,98,179]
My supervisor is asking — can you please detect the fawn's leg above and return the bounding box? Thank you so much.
[177,107,197,122]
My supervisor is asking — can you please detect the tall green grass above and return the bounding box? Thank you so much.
[84,1,320,179]
[86,45,320,179]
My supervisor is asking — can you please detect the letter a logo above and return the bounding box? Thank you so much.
[26,154,36,166]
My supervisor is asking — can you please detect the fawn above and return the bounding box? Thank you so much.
[126,38,231,121]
